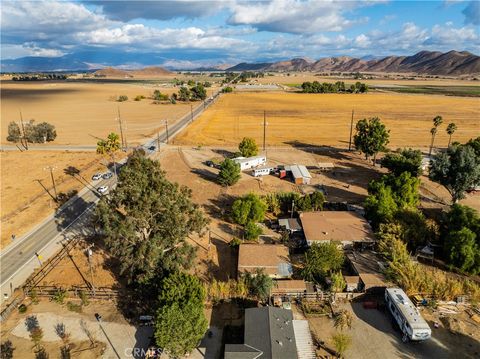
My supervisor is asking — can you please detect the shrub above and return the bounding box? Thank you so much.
[79,290,89,306]
[134,95,146,101]
[0,340,14,359]
[18,304,27,313]
[244,221,262,241]
[222,86,233,93]
[117,95,128,102]
[238,137,258,157]
[66,302,82,313]
[229,237,242,247]
[52,288,67,304]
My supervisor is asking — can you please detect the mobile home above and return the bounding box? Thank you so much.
[233,155,267,171]
[385,288,431,342]
[252,166,274,177]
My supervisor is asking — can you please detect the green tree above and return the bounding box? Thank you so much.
[465,137,480,157]
[446,123,457,147]
[218,158,241,186]
[238,137,259,157]
[222,86,233,93]
[158,272,205,308]
[444,227,479,274]
[429,145,480,203]
[244,268,273,300]
[95,151,208,285]
[190,84,207,100]
[331,333,351,358]
[303,242,344,283]
[445,204,480,234]
[96,132,121,176]
[0,340,14,359]
[30,327,44,350]
[310,191,325,211]
[178,86,191,101]
[34,122,57,142]
[244,221,263,240]
[364,184,398,228]
[231,193,267,226]
[429,115,443,156]
[331,271,346,293]
[353,117,390,162]
[155,302,208,358]
[381,148,423,177]
[6,122,21,142]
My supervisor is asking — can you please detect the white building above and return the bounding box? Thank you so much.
[233,155,267,171]
[252,166,274,177]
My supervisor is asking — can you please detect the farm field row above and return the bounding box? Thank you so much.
[174,91,480,148]
[0,81,217,146]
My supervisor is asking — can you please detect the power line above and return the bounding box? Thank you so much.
[117,107,125,151]
[348,109,354,151]
[19,110,28,150]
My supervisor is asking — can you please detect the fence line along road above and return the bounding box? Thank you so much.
[0,88,223,309]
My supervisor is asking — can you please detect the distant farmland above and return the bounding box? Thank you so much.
[174,91,480,149]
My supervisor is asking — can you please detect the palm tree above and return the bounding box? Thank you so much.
[446,122,457,147]
[333,310,353,331]
[96,132,121,176]
[428,115,443,157]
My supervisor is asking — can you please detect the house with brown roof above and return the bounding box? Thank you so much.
[299,211,375,247]
[238,244,293,279]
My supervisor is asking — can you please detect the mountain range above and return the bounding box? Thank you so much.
[1,50,479,76]
[227,51,480,76]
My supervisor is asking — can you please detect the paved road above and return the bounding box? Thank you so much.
[0,91,221,305]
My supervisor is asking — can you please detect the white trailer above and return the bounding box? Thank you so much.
[233,155,267,171]
[252,166,273,177]
[385,288,431,342]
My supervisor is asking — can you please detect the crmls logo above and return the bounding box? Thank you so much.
[124,347,162,357]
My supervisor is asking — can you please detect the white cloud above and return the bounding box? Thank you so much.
[227,0,363,34]
[0,44,66,59]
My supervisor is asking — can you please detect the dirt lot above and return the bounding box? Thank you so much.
[305,301,480,359]
[1,81,217,146]
[0,150,109,247]
[174,91,479,149]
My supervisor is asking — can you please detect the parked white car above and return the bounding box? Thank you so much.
[102,172,113,179]
[92,173,102,180]
[97,185,108,194]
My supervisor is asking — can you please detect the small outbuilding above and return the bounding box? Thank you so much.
[252,166,274,177]
[234,155,267,171]
[285,164,312,185]
[278,218,302,233]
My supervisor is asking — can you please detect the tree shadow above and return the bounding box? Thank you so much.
[283,141,353,162]
[211,148,237,158]
[191,167,219,184]
[203,193,236,219]
[64,165,98,192]
[25,315,39,332]
[34,179,57,201]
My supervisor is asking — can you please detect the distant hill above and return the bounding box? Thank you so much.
[93,66,172,78]
[226,51,480,76]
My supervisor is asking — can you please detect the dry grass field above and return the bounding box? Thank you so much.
[0,151,107,246]
[255,72,479,87]
[174,91,479,148]
[1,81,216,146]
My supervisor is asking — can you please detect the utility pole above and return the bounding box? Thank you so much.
[190,104,194,123]
[117,107,125,151]
[291,199,295,218]
[165,120,169,144]
[44,166,58,201]
[157,132,161,151]
[348,109,354,151]
[263,110,267,152]
[20,110,28,150]
[86,245,96,297]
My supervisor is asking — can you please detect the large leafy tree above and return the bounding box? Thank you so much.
[353,117,390,162]
[465,137,480,157]
[155,302,208,357]
[302,242,344,283]
[364,184,398,228]
[231,193,267,225]
[95,151,208,285]
[218,158,241,186]
[158,272,205,307]
[381,148,423,177]
[243,268,273,300]
[429,144,480,203]
[444,228,479,274]
[190,83,207,100]
[96,132,121,176]
[238,137,259,157]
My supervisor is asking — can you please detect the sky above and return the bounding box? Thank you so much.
[1,0,479,68]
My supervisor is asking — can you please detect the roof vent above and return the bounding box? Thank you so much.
[276,340,283,346]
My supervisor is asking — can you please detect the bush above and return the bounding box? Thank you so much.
[18,304,27,313]
[222,86,233,93]
[134,95,146,101]
[0,340,14,359]
[243,268,273,301]
[244,221,262,241]
[229,237,242,247]
[303,242,344,283]
[52,288,67,304]
[117,95,128,102]
[6,122,21,142]
[66,301,82,313]
[79,290,89,306]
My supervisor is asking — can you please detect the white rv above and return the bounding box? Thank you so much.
[252,166,273,177]
[385,288,431,342]
[233,155,267,171]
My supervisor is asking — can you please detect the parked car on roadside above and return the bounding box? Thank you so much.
[102,172,113,179]
[92,173,102,180]
[97,185,108,194]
